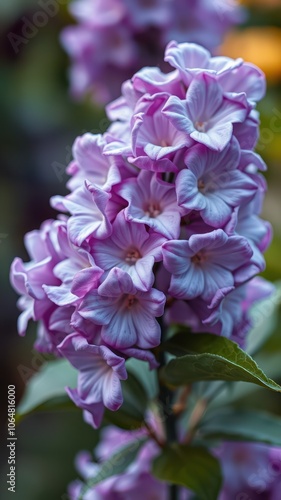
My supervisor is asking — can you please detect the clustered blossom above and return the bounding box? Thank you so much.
[11,41,273,427]
[61,0,245,103]
[217,441,281,499]
[68,417,168,499]
[69,427,281,500]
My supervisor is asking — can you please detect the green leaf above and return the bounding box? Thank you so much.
[126,358,158,399]
[16,359,77,421]
[208,349,281,411]
[122,369,148,417]
[161,333,281,392]
[103,407,144,430]
[16,395,79,424]
[198,408,281,446]
[78,437,147,500]
[152,444,222,500]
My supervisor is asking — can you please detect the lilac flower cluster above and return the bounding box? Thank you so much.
[104,40,272,345]
[62,0,245,103]
[68,416,168,499]
[217,441,281,499]
[69,426,281,500]
[10,41,272,428]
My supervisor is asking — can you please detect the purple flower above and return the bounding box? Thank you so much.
[62,0,244,103]
[167,275,275,346]
[162,73,248,151]
[58,333,127,428]
[176,139,258,227]
[233,110,260,150]
[162,230,253,302]
[43,225,103,307]
[61,21,137,103]
[117,170,181,239]
[225,193,272,282]
[66,133,122,192]
[202,285,253,342]
[132,66,183,101]
[164,41,242,87]
[91,211,166,291]
[216,441,281,500]
[131,94,192,166]
[51,181,112,246]
[218,61,266,104]
[68,420,167,499]
[105,42,262,156]
[123,0,171,29]
[242,277,275,317]
[164,40,265,104]
[10,219,64,337]
[164,0,245,49]
[77,268,166,349]
[119,346,159,370]
[69,0,125,27]
[34,306,76,355]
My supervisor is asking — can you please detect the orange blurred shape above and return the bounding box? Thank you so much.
[220,27,281,84]
[241,0,281,6]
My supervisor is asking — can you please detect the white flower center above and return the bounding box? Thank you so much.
[144,201,162,218]
[125,248,141,264]
[160,139,171,147]
[195,121,207,132]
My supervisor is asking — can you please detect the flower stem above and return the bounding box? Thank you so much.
[158,318,179,500]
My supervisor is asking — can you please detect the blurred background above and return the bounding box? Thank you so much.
[1,1,281,498]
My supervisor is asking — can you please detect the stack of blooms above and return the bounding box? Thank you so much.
[68,424,281,499]
[10,41,273,429]
[68,414,168,499]
[217,441,281,499]
[61,0,245,102]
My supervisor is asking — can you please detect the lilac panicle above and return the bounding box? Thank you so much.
[11,41,273,428]
[62,0,245,104]
[68,425,281,499]
[68,416,168,499]
[216,441,281,500]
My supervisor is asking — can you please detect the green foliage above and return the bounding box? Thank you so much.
[199,408,281,446]
[122,369,149,416]
[16,359,77,422]
[161,332,281,391]
[152,444,222,500]
[125,358,158,399]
